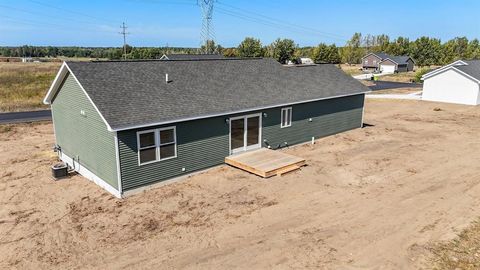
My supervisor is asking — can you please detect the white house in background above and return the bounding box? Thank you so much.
[300,58,314,65]
[422,60,480,105]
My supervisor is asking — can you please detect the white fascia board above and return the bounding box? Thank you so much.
[44,62,114,131]
[43,62,68,104]
[379,58,399,65]
[422,60,468,80]
[422,66,480,84]
[111,91,370,132]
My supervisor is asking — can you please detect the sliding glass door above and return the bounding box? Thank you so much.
[230,114,262,154]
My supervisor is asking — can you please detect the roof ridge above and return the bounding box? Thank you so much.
[84,57,264,63]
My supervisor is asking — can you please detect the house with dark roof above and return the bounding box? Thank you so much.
[362,52,414,73]
[159,53,225,60]
[44,58,370,197]
[422,60,480,105]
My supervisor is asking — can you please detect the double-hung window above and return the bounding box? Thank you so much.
[281,107,292,128]
[137,127,177,165]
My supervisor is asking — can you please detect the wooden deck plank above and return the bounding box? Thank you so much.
[225,148,306,178]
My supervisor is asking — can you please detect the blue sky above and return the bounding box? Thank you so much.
[0,0,479,47]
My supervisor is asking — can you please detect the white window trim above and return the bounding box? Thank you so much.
[137,126,177,166]
[281,107,292,128]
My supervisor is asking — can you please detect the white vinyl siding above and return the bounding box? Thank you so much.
[423,69,480,105]
[281,107,292,128]
[137,127,177,165]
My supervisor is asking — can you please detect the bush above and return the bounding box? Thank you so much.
[413,68,431,83]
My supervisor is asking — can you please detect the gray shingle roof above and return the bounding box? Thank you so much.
[366,52,412,65]
[374,52,391,60]
[386,55,411,65]
[456,60,480,81]
[66,58,369,131]
[161,54,225,60]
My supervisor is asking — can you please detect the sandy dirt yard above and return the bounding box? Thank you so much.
[1,99,480,270]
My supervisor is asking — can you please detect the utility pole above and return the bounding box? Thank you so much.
[119,22,130,60]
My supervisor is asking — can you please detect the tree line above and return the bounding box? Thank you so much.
[2,33,480,66]
[0,45,198,60]
[229,34,480,66]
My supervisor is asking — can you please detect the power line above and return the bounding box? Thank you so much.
[216,1,348,41]
[0,14,117,34]
[0,3,115,28]
[119,22,130,60]
[124,0,348,42]
[26,0,118,24]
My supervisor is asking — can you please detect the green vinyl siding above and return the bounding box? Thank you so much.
[118,94,364,191]
[118,117,229,191]
[51,73,118,190]
[262,94,364,147]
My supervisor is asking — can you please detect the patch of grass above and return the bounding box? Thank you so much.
[428,218,480,270]
[0,125,13,133]
[339,64,364,76]
[0,62,61,112]
[378,71,417,83]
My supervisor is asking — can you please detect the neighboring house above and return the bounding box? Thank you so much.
[362,52,390,70]
[22,57,34,63]
[159,54,225,60]
[362,52,414,73]
[379,56,415,73]
[43,58,370,198]
[422,60,480,105]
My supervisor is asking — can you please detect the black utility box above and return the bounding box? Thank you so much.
[51,163,68,180]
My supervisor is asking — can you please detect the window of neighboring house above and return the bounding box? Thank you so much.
[137,127,177,165]
[281,107,292,128]
[365,60,368,64]
[373,60,377,65]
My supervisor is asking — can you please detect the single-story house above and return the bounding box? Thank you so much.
[422,60,480,105]
[362,52,414,73]
[159,53,225,60]
[43,58,370,198]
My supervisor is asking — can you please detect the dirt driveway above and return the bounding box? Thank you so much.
[1,99,480,269]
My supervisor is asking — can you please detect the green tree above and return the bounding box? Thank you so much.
[375,34,390,52]
[442,37,470,64]
[311,43,340,63]
[386,37,410,56]
[410,37,442,66]
[201,40,222,54]
[341,33,364,64]
[223,48,237,57]
[237,37,264,57]
[467,39,480,59]
[267,38,297,64]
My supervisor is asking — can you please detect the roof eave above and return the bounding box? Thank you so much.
[43,62,68,104]
[422,60,468,80]
[421,66,480,83]
[43,62,114,131]
[111,91,370,132]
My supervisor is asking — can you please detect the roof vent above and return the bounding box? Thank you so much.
[165,73,170,83]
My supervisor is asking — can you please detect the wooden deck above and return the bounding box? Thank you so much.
[225,148,306,178]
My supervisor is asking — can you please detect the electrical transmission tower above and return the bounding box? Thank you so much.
[197,0,215,54]
[119,22,130,60]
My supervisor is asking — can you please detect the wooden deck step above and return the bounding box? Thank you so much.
[276,164,301,176]
[225,148,306,178]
